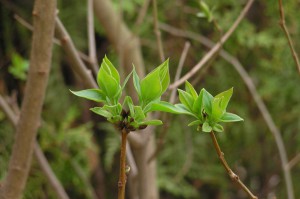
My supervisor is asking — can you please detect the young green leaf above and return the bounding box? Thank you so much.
[122,70,133,90]
[211,97,225,121]
[158,59,170,94]
[202,89,213,115]
[185,81,198,100]
[70,89,105,102]
[140,67,162,105]
[202,121,212,132]
[133,106,146,122]
[139,120,163,126]
[192,89,204,116]
[212,123,224,132]
[97,66,121,101]
[90,107,113,118]
[123,96,135,117]
[178,89,194,111]
[103,55,120,83]
[188,120,201,127]
[132,67,141,96]
[215,88,233,112]
[220,112,243,122]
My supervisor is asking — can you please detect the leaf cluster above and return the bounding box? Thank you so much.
[174,81,243,133]
[71,56,173,131]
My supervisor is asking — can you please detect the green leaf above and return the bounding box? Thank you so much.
[215,88,233,112]
[132,67,141,96]
[124,96,135,116]
[212,123,224,132]
[70,89,105,102]
[97,67,121,101]
[202,89,213,115]
[103,103,122,116]
[188,120,201,127]
[140,67,162,105]
[185,81,198,100]
[192,89,204,116]
[122,70,133,90]
[103,55,120,83]
[178,89,194,110]
[211,97,225,121]
[220,112,243,122]
[174,104,198,117]
[133,106,145,122]
[202,122,212,132]
[90,107,113,118]
[139,120,163,126]
[158,59,170,94]
[145,101,190,116]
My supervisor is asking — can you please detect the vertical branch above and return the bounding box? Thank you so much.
[87,0,99,75]
[0,0,57,198]
[278,0,300,74]
[152,0,165,62]
[118,129,129,199]
[210,132,257,199]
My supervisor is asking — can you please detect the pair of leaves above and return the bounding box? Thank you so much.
[133,59,170,108]
[176,81,243,133]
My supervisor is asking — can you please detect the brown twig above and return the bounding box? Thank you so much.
[14,14,94,67]
[160,22,295,199]
[0,0,56,198]
[55,17,98,89]
[169,0,254,89]
[152,0,165,62]
[286,153,300,170]
[87,0,99,75]
[278,0,300,74]
[210,132,257,199]
[135,0,151,26]
[118,129,129,199]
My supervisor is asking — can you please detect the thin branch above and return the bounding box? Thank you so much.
[286,153,300,170]
[169,41,191,104]
[160,22,295,199]
[210,132,257,199]
[118,129,129,199]
[169,0,254,89]
[55,17,98,89]
[34,144,70,199]
[152,0,165,62]
[278,0,300,74]
[135,0,151,26]
[14,14,94,66]
[87,0,99,75]
[0,0,57,198]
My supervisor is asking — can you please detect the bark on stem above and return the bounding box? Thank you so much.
[118,129,129,199]
[0,0,56,198]
[210,132,257,199]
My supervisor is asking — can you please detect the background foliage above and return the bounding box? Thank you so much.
[0,0,300,198]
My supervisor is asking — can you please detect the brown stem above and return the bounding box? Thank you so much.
[118,129,129,199]
[210,132,257,199]
[278,0,300,74]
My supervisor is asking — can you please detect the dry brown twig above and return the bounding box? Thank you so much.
[169,0,254,89]
[278,0,300,74]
